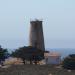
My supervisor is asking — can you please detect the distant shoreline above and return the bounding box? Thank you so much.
[7,48,75,60]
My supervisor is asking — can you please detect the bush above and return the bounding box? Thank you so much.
[11,46,44,64]
[62,54,75,70]
[0,46,9,65]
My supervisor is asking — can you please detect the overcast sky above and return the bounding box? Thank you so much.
[0,0,75,49]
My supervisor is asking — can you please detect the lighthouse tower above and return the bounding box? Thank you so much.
[29,20,45,51]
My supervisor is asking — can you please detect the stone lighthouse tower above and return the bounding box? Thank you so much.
[29,20,45,51]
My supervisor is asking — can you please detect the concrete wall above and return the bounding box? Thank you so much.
[45,56,61,65]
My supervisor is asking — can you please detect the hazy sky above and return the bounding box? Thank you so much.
[0,0,75,49]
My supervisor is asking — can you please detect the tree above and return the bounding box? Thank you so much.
[0,46,9,65]
[62,54,75,70]
[11,46,44,64]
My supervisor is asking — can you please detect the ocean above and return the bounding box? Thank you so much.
[47,48,75,59]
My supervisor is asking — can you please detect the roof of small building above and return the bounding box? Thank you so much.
[44,52,61,57]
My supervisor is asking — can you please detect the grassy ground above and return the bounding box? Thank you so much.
[0,65,75,75]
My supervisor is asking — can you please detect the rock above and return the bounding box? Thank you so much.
[67,70,71,72]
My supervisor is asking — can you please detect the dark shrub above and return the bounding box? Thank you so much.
[11,46,44,64]
[0,46,9,65]
[62,54,75,70]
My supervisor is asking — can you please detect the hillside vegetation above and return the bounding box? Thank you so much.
[0,65,75,75]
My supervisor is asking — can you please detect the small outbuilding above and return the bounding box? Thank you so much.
[44,52,61,65]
